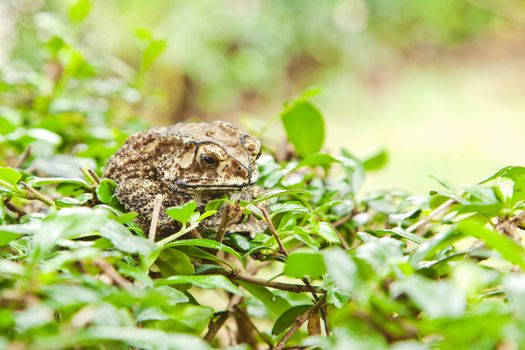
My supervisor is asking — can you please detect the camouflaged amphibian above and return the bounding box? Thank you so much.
[104,121,265,236]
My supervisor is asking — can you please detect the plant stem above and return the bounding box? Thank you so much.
[20,182,55,207]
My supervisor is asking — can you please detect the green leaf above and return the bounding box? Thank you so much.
[96,179,119,206]
[284,251,326,278]
[362,149,388,172]
[157,275,242,295]
[238,281,291,317]
[164,303,214,333]
[77,327,210,350]
[252,189,312,204]
[295,153,339,169]
[272,305,311,335]
[164,238,244,263]
[32,208,109,259]
[315,222,339,244]
[392,275,466,318]
[68,0,92,23]
[0,167,21,191]
[270,201,309,215]
[157,249,195,276]
[26,176,91,188]
[375,228,424,244]
[456,219,525,270]
[99,220,156,256]
[281,99,325,158]
[166,200,197,225]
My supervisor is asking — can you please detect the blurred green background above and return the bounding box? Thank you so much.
[2,0,525,193]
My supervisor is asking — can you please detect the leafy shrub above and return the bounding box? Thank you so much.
[2,3,525,350]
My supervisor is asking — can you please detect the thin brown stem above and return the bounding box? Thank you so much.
[148,194,164,241]
[88,169,101,185]
[406,199,455,233]
[20,182,55,207]
[260,207,287,256]
[3,199,26,216]
[14,146,32,168]
[94,259,132,290]
[216,204,234,245]
[216,270,321,293]
[204,312,230,343]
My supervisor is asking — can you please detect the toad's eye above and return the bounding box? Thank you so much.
[201,154,219,167]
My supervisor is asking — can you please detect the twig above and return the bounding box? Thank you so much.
[406,199,455,233]
[333,213,353,228]
[3,199,26,216]
[20,181,55,207]
[94,259,132,290]
[261,206,330,334]
[216,270,321,293]
[88,169,101,184]
[216,204,234,245]
[14,146,32,168]
[148,194,164,241]
[273,307,313,350]
[204,294,243,343]
[260,207,287,256]
[80,167,97,186]
[204,311,230,342]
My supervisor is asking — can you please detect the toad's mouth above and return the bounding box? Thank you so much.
[175,178,257,191]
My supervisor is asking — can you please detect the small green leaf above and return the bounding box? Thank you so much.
[284,251,326,278]
[362,149,388,172]
[392,275,466,318]
[26,176,91,188]
[166,200,197,225]
[99,220,156,256]
[0,167,21,191]
[272,305,311,335]
[281,99,325,158]
[96,179,118,205]
[315,222,339,244]
[164,238,244,263]
[68,0,92,23]
[238,281,291,317]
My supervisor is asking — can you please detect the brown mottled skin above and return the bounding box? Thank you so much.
[104,121,265,236]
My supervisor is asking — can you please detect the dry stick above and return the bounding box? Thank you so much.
[261,207,287,256]
[260,207,329,335]
[333,213,353,228]
[406,199,455,233]
[14,146,32,168]
[148,194,164,241]
[204,312,230,343]
[218,270,319,293]
[273,306,313,350]
[216,204,234,245]
[19,182,55,207]
[204,294,243,343]
[87,169,101,185]
[80,167,97,186]
[3,199,26,216]
[94,259,132,290]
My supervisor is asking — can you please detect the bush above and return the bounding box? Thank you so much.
[2,3,525,349]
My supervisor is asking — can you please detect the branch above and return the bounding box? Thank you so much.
[406,199,455,233]
[20,182,55,207]
[217,270,321,293]
[148,194,163,241]
[260,207,287,256]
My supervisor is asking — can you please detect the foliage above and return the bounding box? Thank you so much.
[2,2,525,350]
[5,0,500,118]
